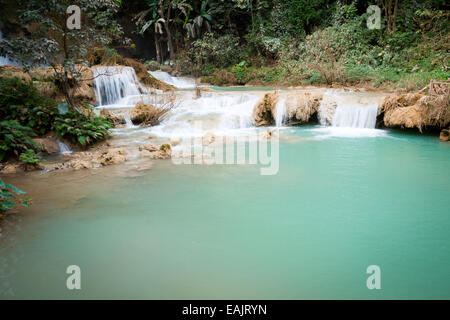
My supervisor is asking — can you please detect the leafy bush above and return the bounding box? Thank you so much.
[0,178,31,216]
[19,149,41,165]
[179,33,242,75]
[54,110,113,146]
[0,77,58,134]
[0,120,38,162]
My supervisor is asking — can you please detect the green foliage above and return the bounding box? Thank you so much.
[0,77,59,135]
[19,149,41,165]
[179,33,242,75]
[54,110,113,146]
[0,77,113,162]
[0,178,31,215]
[0,120,37,162]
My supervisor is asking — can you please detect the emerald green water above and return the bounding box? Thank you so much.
[1,127,449,299]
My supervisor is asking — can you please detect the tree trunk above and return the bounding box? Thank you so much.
[159,0,175,61]
[155,33,161,64]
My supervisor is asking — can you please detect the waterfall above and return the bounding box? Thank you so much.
[58,141,72,154]
[92,66,147,106]
[149,92,260,138]
[274,98,286,127]
[318,91,380,129]
[0,28,17,66]
[149,71,196,89]
[332,104,378,128]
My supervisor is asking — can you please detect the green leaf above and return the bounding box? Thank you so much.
[78,136,87,145]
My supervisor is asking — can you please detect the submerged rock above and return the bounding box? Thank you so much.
[139,143,159,152]
[98,148,128,166]
[139,143,171,160]
[440,129,449,142]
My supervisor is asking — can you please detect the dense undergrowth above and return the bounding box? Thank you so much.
[166,3,449,90]
[0,76,113,166]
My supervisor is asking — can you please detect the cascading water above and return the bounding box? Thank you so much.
[318,91,381,129]
[0,27,17,66]
[274,98,287,127]
[92,66,147,106]
[149,71,196,89]
[149,92,261,138]
[57,141,73,155]
[332,103,379,128]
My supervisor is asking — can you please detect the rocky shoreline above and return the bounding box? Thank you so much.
[0,64,448,176]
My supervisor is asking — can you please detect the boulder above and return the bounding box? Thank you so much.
[0,163,20,174]
[139,144,171,160]
[130,102,162,126]
[139,143,159,152]
[100,109,126,126]
[440,129,449,142]
[32,136,60,155]
[98,148,127,166]
[285,92,323,124]
[253,93,278,126]
[381,90,450,132]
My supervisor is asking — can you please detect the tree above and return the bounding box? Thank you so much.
[0,0,125,107]
[381,0,399,33]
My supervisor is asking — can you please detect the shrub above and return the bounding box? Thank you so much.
[0,120,38,162]
[19,149,41,165]
[0,77,58,135]
[145,60,161,71]
[54,110,113,146]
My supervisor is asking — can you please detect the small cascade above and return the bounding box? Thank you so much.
[318,91,380,129]
[58,141,73,155]
[0,28,18,66]
[92,66,147,106]
[150,92,260,138]
[274,98,287,127]
[150,71,196,89]
[332,104,378,128]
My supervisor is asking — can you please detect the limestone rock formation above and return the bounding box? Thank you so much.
[380,84,450,132]
[285,92,323,124]
[130,102,161,126]
[100,109,126,126]
[139,143,171,159]
[98,148,127,166]
[253,93,278,126]
[32,135,60,155]
[440,129,449,142]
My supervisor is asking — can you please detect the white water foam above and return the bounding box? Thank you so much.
[58,141,73,154]
[150,71,196,89]
[92,66,148,106]
[0,28,18,66]
[274,97,287,127]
